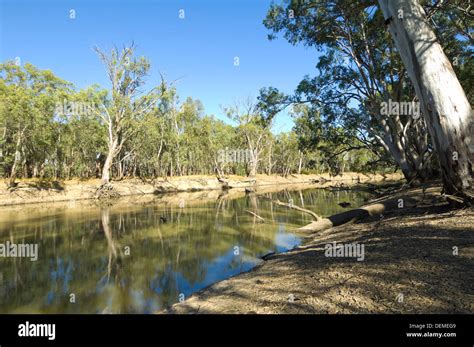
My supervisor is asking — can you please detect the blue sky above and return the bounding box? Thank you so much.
[0,0,320,133]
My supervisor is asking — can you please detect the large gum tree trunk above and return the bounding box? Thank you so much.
[101,139,118,185]
[378,0,473,197]
[101,154,112,185]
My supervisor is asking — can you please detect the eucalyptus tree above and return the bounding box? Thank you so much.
[378,0,473,198]
[93,44,167,186]
[271,132,300,176]
[55,86,108,179]
[224,98,274,178]
[264,1,434,181]
[0,62,71,185]
[176,97,205,175]
[265,2,466,178]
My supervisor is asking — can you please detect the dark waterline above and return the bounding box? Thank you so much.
[0,187,369,313]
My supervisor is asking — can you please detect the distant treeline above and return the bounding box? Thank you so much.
[1,0,472,203]
[0,55,379,185]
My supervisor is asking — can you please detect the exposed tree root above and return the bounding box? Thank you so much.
[94,183,121,199]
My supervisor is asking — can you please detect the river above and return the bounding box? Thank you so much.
[0,185,370,313]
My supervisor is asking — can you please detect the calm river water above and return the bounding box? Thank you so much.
[0,185,369,313]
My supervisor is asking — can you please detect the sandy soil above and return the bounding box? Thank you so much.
[165,187,474,314]
[0,172,402,206]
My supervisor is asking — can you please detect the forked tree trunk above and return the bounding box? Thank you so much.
[378,0,473,197]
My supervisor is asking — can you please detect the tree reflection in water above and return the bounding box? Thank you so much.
[0,187,369,313]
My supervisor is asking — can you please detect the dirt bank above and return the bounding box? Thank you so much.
[0,172,402,207]
[165,186,474,314]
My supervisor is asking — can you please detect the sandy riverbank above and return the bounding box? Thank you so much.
[164,185,474,314]
[0,172,402,206]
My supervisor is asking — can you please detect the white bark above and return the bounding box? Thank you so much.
[101,137,118,185]
[378,0,473,195]
[9,127,24,186]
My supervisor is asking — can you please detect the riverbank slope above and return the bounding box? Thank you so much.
[0,172,402,206]
[165,185,473,314]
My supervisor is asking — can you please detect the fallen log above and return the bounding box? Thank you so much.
[297,198,409,233]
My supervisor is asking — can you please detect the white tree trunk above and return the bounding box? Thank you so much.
[298,151,303,174]
[9,128,23,186]
[101,138,118,185]
[378,0,473,196]
[248,150,258,178]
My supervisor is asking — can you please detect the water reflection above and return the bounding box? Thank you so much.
[0,186,369,313]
